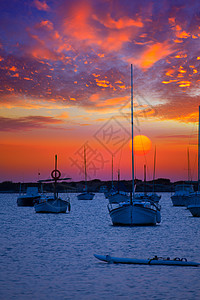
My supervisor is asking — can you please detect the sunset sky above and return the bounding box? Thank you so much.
[1,0,200,183]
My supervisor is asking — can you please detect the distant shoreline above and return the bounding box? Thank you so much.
[0,178,197,193]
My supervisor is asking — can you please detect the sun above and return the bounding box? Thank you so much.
[129,135,152,156]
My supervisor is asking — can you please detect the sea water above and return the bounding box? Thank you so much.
[0,193,200,300]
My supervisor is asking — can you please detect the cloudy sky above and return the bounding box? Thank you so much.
[1,0,200,182]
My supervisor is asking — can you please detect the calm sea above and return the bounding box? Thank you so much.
[0,193,200,300]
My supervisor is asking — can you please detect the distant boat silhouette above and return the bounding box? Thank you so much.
[187,106,200,217]
[17,186,41,207]
[77,145,95,200]
[34,155,71,213]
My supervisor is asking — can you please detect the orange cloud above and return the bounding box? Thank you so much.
[57,112,69,119]
[178,80,191,87]
[35,20,54,31]
[92,73,100,78]
[62,2,141,52]
[95,79,111,88]
[173,39,183,43]
[96,96,127,108]
[24,77,33,81]
[10,66,17,72]
[34,0,49,11]
[63,2,96,42]
[176,31,190,39]
[131,41,174,69]
[94,13,143,29]
[169,17,190,41]
[165,69,175,77]
[162,80,177,84]
[12,73,19,77]
[103,29,133,51]
[175,54,187,58]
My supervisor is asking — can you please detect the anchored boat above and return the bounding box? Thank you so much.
[34,155,71,213]
[107,65,161,226]
[17,186,41,207]
[77,145,95,200]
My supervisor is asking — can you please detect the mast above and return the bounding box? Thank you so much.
[112,154,114,188]
[144,164,146,194]
[117,169,120,193]
[187,147,190,182]
[198,106,200,191]
[54,154,58,199]
[84,145,87,192]
[153,146,156,194]
[131,64,134,202]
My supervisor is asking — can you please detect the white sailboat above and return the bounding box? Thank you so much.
[77,145,95,200]
[107,65,161,225]
[187,106,200,217]
[34,155,71,213]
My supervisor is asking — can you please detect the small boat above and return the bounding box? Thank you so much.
[35,195,70,213]
[108,200,161,225]
[94,254,200,267]
[187,203,200,217]
[17,186,41,207]
[135,162,161,204]
[77,191,95,200]
[99,185,108,193]
[34,155,71,213]
[108,169,130,204]
[108,191,130,204]
[134,192,161,203]
[77,145,95,200]
[185,106,200,213]
[107,65,161,226]
[171,184,194,206]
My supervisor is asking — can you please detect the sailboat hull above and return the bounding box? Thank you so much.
[17,196,40,207]
[108,203,160,225]
[171,195,188,206]
[34,198,70,213]
[108,193,130,204]
[185,192,200,207]
[77,192,95,200]
[187,204,200,217]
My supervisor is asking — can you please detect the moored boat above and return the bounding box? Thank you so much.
[171,184,194,206]
[77,192,95,200]
[187,203,200,217]
[17,186,41,207]
[77,145,95,200]
[34,155,71,213]
[107,65,161,226]
[35,195,70,213]
[185,106,200,214]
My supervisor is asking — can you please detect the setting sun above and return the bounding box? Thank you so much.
[129,135,152,156]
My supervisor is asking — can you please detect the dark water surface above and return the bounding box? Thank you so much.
[0,193,200,300]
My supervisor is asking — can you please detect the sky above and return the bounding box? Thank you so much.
[0,0,200,183]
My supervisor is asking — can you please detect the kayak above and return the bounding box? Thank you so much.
[94,254,200,267]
